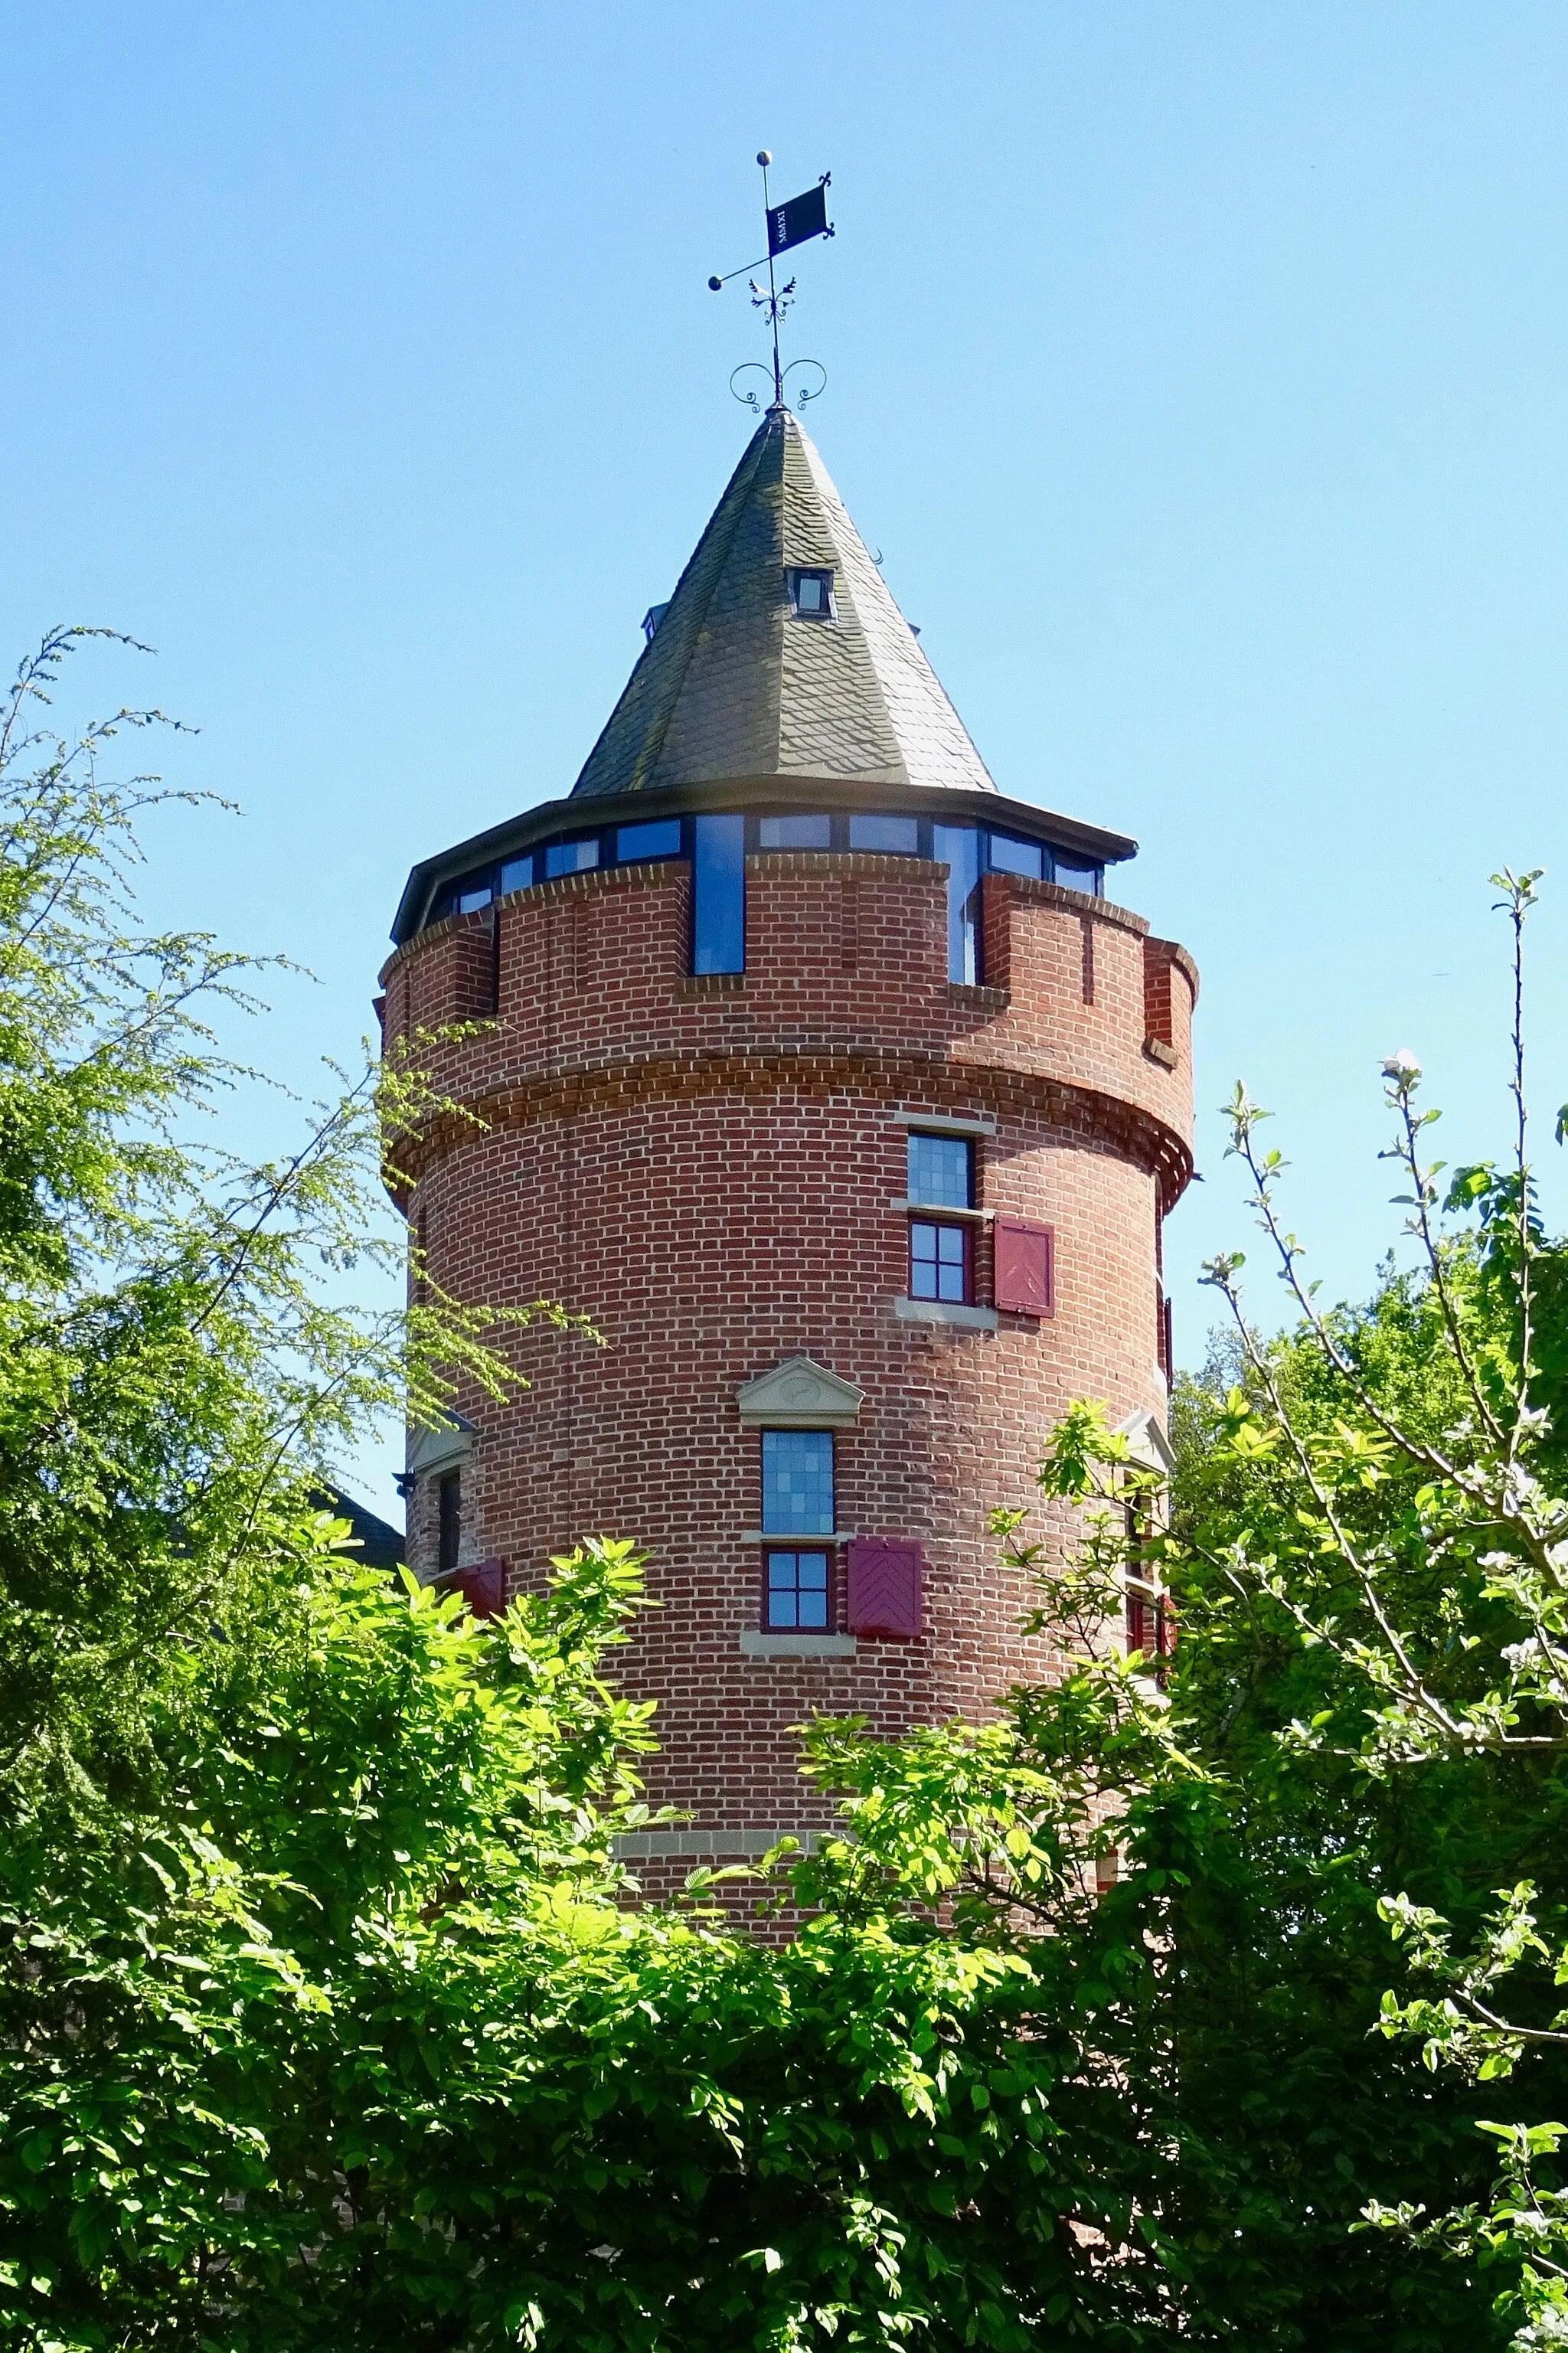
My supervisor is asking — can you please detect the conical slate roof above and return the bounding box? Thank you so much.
[570,407,997,799]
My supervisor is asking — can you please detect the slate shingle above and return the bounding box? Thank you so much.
[570,408,997,799]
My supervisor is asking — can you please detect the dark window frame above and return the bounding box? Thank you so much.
[763,1547,835,1632]
[908,1217,972,1305]
[436,1470,462,1577]
[786,566,836,621]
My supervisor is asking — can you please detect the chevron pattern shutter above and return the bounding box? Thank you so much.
[994,1218,1054,1318]
[846,1538,923,1638]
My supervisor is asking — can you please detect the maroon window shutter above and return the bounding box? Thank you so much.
[994,1218,1054,1318]
[456,1558,506,1620]
[846,1538,923,1638]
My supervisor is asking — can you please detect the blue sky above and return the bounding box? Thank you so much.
[6,3,1568,1506]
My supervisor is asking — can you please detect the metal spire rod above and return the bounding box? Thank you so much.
[708,149,833,417]
[758,151,783,407]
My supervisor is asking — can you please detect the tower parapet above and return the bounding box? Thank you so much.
[382,407,1196,1894]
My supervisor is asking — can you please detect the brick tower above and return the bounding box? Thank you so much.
[380,406,1196,1892]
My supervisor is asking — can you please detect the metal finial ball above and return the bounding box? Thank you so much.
[707,276,723,291]
[756,149,772,166]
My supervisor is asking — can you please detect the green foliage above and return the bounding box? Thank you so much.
[0,632,1153,2349]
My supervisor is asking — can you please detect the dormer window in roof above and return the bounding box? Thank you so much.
[787,566,835,621]
[641,602,671,645]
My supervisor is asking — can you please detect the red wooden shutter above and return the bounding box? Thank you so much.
[456,1558,506,1620]
[846,1538,923,1638]
[994,1218,1054,1317]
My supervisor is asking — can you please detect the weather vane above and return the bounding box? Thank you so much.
[708,151,834,413]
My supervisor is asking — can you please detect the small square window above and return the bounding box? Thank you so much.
[766,1550,831,1631]
[908,1132,973,1209]
[910,1220,969,1303]
[498,855,534,894]
[544,838,600,877]
[788,567,835,619]
[761,1428,835,1534]
[760,813,832,851]
[849,814,920,855]
[617,819,682,862]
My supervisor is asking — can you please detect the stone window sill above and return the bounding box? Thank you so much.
[739,1530,854,1545]
[739,1631,859,1659]
[1143,1036,1179,1070]
[612,1826,822,1858]
[890,1196,992,1222]
[894,1296,1000,1330]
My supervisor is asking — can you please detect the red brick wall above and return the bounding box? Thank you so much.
[384,851,1195,1855]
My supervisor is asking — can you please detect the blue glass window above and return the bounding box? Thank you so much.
[498,855,533,894]
[456,884,493,914]
[761,1429,835,1535]
[545,838,600,877]
[988,832,1044,881]
[766,1549,831,1631]
[760,813,831,850]
[910,1221,969,1303]
[850,814,920,854]
[617,819,682,862]
[693,812,745,973]
[933,825,981,984]
[908,1132,973,1208]
[1054,852,1102,898]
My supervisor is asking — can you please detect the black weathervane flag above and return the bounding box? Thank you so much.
[767,178,831,258]
[708,154,835,412]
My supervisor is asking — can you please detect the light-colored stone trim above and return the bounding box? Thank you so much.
[612,1827,822,1858]
[738,1630,858,1659]
[894,1296,1000,1330]
[888,1106,997,1136]
[736,1354,865,1427]
[739,1530,854,1545]
[888,1195,993,1222]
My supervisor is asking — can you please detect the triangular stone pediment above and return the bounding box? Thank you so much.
[737,1355,864,1428]
[1116,1408,1176,1475]
[407,1411,477,1478]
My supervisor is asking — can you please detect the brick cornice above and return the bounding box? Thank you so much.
[390,1041,1194,1215]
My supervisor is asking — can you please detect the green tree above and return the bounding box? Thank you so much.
[0,631,1151,2351]
[789,874,1568,2346]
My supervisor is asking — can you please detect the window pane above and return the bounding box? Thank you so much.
[988,832,1044,880]
[759,813,832,850]
[849,814,920,854]
[933,825,981,983]
[761,1429,835,1534]
[617,819,682,862]
[910,1221,968,1303]
[907,1132,972,1208]
[766,1549,831,1631]
[693,812,746,973]
[797,575,824,611]
[456,886,493,914]
[1053,852,1102,897]
[545,838,600,877]
[498,855,533,894]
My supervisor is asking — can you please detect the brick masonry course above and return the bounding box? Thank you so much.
[381,849,1196,1860]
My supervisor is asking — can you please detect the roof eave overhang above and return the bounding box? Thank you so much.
[390,774,1139,945]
